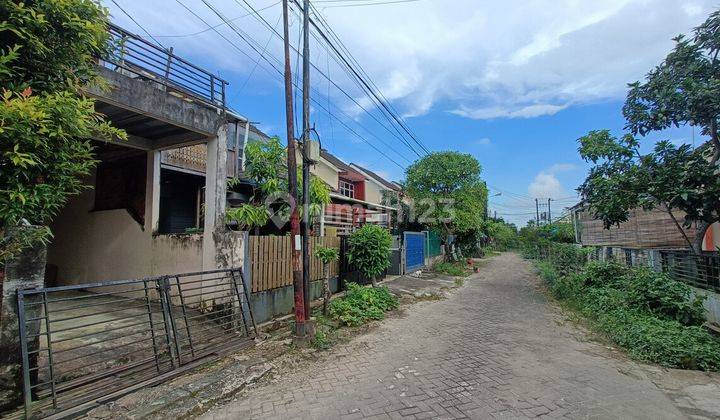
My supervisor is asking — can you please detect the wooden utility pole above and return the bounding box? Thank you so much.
[301,0,311,321]
[535,198,540,226]
[282,0,305,337]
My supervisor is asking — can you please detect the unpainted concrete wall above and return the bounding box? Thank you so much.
[250,278,339,324]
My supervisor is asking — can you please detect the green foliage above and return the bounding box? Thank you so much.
[314,246,339,264]
[328,282,398,326]
[1,1,123,260]
[578,9,720,252]
[405,151,488,235]
[0,225,51,262]
[538,252,720,371]
[518,222,576,258]
[0,0,112,92]
[433,261,470,277]
[225,204,269,231]
[347,224,392,280]
[483,220,518,251]
[240,137,330,228]
[244,137,286,193]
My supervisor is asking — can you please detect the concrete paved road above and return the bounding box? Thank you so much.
[202,253,693,419]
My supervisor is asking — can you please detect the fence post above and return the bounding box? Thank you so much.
[163,47,173,80]
[157,277,179,367]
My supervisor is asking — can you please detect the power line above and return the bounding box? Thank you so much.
[190,0,409,169]
[110,0,167,48]
[319,0,421,8]
[302,0,431,155]
[234,0,424,158]
[153,1,282,38]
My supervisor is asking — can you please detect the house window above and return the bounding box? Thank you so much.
[339,180,355,198]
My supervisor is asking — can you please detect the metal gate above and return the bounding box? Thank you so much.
[404,232,426,273]
[17,268,256,418]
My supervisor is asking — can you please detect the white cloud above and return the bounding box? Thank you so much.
[548,163,577,173]
[529,172,564,199]
[451,104,568,120]
[528,163,577,198]
[104,0,717,122]
[475,138,492,146]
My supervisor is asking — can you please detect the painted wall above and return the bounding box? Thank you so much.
[312,158,339,191]
[47,171,205,285]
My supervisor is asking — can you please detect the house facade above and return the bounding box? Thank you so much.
[312,150,398,235]
[45,24,255,286]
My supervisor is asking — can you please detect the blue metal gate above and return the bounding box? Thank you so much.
[404,232,426,273]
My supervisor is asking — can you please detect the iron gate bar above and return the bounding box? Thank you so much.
[17,268,255,418]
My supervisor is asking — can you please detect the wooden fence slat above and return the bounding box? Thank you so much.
[248,235,340,293]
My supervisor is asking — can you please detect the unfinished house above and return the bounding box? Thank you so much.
[46,24,258,285]
[1,24,261,417]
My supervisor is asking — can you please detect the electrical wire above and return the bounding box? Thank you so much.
[234,0,424,158]
[192,0,412,168]
[110,0,167,48]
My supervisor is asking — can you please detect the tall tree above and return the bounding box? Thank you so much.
[579,9,720,253]
[0,0,124,262]
[405,152,488,237]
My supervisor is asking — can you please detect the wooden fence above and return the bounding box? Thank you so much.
[248,235,341,292]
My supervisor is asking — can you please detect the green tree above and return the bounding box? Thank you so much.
[314,246,339,315]
[405,152,488,237]
[579,9,720,253]
[1,0,124,262]
[347,224,392,287]
[228,137,330,231]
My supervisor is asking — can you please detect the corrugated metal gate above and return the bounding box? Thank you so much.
[404,232,426,273]
[17,268,256,418]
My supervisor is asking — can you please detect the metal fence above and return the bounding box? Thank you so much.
[17,268,255,418]
[586,246,720,293]
[103,23,228,108]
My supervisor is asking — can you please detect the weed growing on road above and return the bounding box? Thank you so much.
[535,253,720,371]
[434,261,471,277]
[329,283,399,327]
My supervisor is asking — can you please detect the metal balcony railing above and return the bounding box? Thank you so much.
[102,23,228,108]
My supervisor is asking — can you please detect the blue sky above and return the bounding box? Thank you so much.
[104,0,712,226]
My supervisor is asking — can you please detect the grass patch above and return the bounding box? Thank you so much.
[434,261,472,277]
[328,282,399,327]
[306,283,399,350]
[532,247,720,371]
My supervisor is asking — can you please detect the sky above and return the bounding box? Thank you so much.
[103,0,716,227]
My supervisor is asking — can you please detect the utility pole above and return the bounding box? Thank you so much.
[282,0,305,337]
[301,0,311,321]
[535,198,540,226]
[548,198,552,224]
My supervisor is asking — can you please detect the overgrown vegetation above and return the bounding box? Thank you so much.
[517,221,576,259]
[1,0,124,262]
[328,282,399,327]
[433,261,471,277]
[533,243,720,371]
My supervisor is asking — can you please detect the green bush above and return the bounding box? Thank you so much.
[537,256,720,371]
[329,283,398,326]
[347,225,392,282]
[596,309,720,371]
[624,268,706,326]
